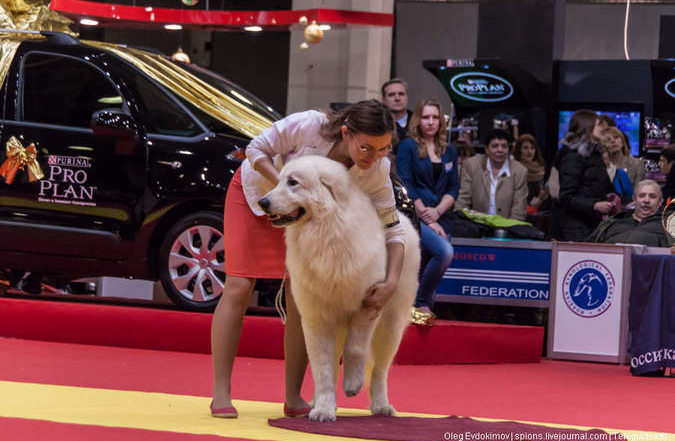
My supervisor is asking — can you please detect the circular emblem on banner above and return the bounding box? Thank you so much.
[665,78,675,99]
[562,260,615,317]
[449,72,514,103]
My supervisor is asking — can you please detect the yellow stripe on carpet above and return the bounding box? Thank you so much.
[0,381,670,441]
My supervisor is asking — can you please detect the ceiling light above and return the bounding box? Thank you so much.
[80,18,99,26]
[164,24,182,30]
[244,26,262,32]
[319,24,331,31]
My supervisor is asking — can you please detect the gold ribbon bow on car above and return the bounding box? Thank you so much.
[0,136,44,184]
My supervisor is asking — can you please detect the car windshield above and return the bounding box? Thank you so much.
[177,62,282,121]
[83,40,277,139]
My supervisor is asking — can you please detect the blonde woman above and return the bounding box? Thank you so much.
[395,99,457,324]
[602,126,645,186]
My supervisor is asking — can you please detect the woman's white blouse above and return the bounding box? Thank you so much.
[241,110,404,244]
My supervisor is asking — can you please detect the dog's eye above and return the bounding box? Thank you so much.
[287,177,299,187]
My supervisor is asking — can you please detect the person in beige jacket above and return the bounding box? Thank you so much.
[455,129,529,221]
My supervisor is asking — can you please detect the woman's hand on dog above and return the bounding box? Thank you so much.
[362,280,397,320]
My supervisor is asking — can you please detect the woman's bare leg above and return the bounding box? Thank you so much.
[211,275,256,409]
[284,284,310,409]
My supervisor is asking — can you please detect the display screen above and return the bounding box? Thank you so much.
[558,108,641,157]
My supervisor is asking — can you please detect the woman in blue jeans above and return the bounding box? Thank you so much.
[396,99,458,325]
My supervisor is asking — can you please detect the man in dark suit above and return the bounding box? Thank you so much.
[381,78,412,153]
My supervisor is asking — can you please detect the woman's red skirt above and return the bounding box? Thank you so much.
[224,167,286,279]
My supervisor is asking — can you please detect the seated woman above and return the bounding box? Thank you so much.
[513,134,549,213]
[396,99,458,325]
[454,140,476,179]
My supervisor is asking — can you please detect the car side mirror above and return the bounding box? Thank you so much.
[91,109,139,155]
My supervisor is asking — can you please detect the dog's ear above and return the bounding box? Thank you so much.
[319,173,349,205]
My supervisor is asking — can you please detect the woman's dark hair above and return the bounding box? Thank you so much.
[320,99,396,143]
[484,129,512,146]
[514,133,546,167]
[598,114,616,127]
[567,109,599,139]
[408,98,448,159]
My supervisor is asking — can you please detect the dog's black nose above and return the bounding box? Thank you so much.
[258,197,270,211]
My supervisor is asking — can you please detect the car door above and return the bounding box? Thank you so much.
[0,48,146,260]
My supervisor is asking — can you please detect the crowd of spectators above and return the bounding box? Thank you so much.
[379,79,674,250]
[378,79,674,324]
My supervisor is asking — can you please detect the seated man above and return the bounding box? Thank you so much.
[587,179,673,247]
[455,129,528,220]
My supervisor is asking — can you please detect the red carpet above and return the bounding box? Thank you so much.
[0,297,543,364]
[0,417,253,441]
[0,339,673,433]
[268,415,615,441]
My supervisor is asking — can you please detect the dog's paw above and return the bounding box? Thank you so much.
[370,404,396,416]
[343,376,363,397]
[309,406,337,422]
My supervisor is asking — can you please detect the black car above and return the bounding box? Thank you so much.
[0,30,283,311]
[0,31,416,312]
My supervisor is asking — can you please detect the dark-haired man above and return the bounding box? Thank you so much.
[455,129,528,220]
[381,78,412,151]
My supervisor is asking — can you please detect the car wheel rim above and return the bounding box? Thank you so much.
[168,225,225,303]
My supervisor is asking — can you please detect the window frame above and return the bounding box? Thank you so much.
[110,57,211,140]
[17,50,129,130]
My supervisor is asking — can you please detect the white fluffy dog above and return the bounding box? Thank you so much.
[259,156,420,422]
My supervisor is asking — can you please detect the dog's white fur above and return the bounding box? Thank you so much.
[260,156,420,422]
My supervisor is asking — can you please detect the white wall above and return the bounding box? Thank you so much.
[394,1,479,114]
[286,0,394,114]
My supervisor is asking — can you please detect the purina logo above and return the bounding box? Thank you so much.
[449,72,514,103]
[562,260,615,318]
[665,78,675,98]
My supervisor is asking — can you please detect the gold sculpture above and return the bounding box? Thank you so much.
[0,0,74,34]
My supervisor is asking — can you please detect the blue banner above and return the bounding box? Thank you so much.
[628,255,675,376]
[436,245,551,302]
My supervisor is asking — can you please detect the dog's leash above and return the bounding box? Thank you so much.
[275,270,288,324]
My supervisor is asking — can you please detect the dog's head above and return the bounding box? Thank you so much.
[258,156,352,227]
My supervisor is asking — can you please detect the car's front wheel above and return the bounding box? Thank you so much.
[158,212,225,312]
